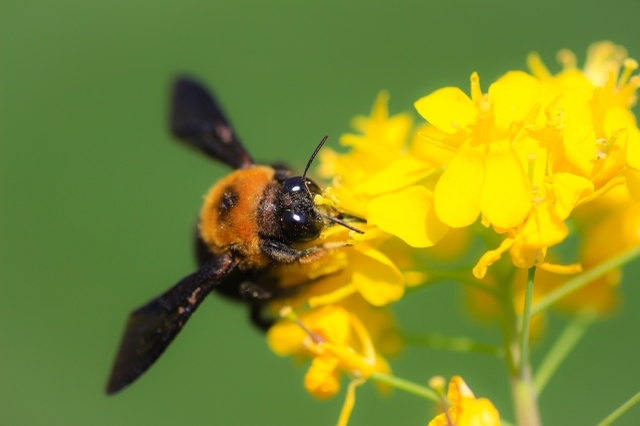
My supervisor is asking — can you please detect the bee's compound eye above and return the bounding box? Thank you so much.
[283,177,322,196]
[283,177,304,193]
[281,210,322,242]
[305,179,322,196]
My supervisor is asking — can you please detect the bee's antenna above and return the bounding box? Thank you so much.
[302,135,329,196]
[301,135,365,235]
[302,135,328,180]
[319,212,365,234]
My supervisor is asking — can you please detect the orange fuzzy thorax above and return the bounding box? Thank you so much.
[199,165,275,269]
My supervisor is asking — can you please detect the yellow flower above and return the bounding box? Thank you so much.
[415,41,640,278]
[415,72,533,230]
[267,305,392,426]
[318,92,449,248]
[270,231,406,308]
[428,376,500,426]
[536,185,640,315]
[468,184,640,322]
[267,306,391,396]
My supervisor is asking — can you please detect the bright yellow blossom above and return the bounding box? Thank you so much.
[267,306,392,425]
[536,185,640,315]
[415,41,640,278]
[262,42,640,426]
[428,376,500,426]
[318,92,449,248]
[267,305,391,397]
[266,239,403,310]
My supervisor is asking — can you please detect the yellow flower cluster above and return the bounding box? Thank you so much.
[268,306,390,398]
[416,41,639,279]
[457,43,640,328]
[265,41,640,425]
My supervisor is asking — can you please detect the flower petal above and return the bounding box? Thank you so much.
[351,247,404,306]
[415,87,477,134]
[626,125,640,170]
[489,71,540,127]
[304,356,341,399]
[551,173,594,219]
[447,376,476,407]
[309,306,353,345]
[473,238,514,279]
[604,107,640,169]
[266,320,307,356]
[367,186,449,247]
[434,142,485,227]
[591,128,628,186]
[480,139,532,228]
[458,398,501,426]
[357,156,436,196]
[517,202,567,248]
[560,96,597,176]
[625,166,640,198]
[410,123,457,166]
[308,284,357,308]
[539,262,582,274]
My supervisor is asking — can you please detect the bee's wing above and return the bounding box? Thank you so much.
[105,253,238,395]
[170,77,254,169]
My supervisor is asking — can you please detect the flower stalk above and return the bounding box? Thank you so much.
[370,371,439,402]
[518,267,536,376]
[531,246,640,316]
[510,267,541,426]
[596,391,640,426]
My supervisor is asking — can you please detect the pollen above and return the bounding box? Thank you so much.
[470,71,483,102]
[428,375,446,392]
[532,196,545,204]
[527,51,551,80]
[618,58,638,88]
[556,48,577,70]
[595,151,608,160]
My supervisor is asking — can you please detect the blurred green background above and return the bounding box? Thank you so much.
[2,1,640,425]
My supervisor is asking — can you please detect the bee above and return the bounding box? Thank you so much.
[105,77,363,395]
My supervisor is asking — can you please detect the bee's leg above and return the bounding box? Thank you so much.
[239,282,273,300]
[249,304,275,331]
[260,239,327,264]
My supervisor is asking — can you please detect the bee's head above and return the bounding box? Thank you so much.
[279,176,324,242]
[275,135,364,244]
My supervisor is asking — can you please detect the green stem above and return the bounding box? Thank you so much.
[512,375,541,426]
[518,267,536,376]
[531,247,640,316]
[509,267,541,426]
[534,310,596,394]
[499,268,519,376]
[596,391,640,426]
[369,372,438,402]
[401,332,504,358]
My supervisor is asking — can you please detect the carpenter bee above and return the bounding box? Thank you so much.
[105,77,363,395]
